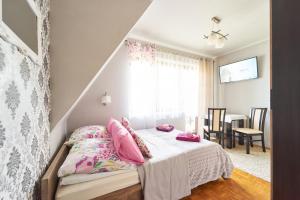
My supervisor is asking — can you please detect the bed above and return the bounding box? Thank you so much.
[41,128,233,200]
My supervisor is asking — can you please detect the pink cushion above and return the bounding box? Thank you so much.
[107,118,144,165]
[121,117,152,158]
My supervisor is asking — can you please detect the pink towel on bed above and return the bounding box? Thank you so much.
[176,133,200,142]
[156,124,174,132]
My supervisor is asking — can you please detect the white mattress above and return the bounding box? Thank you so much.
[60,169,136,185]
[56,169,139,200]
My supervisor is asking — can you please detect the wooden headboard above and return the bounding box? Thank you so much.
[41,144,69,200]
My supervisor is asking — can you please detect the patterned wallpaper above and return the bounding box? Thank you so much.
[0,0,50,199]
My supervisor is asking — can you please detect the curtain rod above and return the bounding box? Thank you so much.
[125,38,212,61]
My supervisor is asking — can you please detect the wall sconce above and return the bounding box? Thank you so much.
[101,92,111,106]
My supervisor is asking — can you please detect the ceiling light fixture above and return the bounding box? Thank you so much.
[203,17,229,49]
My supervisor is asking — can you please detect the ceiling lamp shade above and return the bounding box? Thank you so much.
[203,17,229,49]
[207,32,217,45]
[215,37,225,48]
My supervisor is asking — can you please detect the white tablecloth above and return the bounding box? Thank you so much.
[202,114,248,123]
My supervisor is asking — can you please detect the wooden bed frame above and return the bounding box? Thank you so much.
[41,143,143,200]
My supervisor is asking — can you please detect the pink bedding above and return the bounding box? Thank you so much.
[58,139,133,177]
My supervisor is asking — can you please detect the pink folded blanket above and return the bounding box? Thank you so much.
[156,124,174,132]
[176,133,200,142]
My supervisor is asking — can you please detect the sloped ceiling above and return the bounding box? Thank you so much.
[130,0,269,57]
[50,0,152,129]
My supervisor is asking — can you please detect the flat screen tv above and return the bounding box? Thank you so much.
[219,57,258,83]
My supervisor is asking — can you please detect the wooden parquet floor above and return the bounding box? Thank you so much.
[183,169,270,200]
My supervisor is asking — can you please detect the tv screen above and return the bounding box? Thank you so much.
[219,57,258,83]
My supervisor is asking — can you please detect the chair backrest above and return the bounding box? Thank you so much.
[207,108,226,132]
[249,108,267,131]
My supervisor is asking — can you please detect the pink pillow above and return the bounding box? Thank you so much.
[121,117,152,158]
[107,118,144,165]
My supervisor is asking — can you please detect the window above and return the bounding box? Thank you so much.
[128,45,199,130]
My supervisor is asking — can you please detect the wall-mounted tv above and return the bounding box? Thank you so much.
[219,57,258,83]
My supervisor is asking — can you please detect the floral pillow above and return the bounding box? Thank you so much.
[121,117,152,158]
[120,117,135,135]
[58,139,134,177]
[133,134,152,158]
[65,125,111,146]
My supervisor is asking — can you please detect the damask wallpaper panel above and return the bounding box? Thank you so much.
[0,0,50,199]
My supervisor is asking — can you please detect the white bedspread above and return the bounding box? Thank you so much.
[136,129,233,200]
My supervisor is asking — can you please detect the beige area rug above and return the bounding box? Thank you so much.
[225,144,271,182]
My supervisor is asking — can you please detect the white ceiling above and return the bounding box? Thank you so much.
[130,0,270,58]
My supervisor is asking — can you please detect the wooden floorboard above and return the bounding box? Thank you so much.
[183,169,270,200]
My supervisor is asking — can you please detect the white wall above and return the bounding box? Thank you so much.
[215,41,271,147]
[66,45,130,132]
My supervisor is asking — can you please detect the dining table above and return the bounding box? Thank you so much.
[202,114,248,148]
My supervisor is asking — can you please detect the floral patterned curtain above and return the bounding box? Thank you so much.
[125,40,156,63]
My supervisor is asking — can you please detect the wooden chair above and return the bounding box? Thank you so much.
[204,108,226,148]
[232,108,267,154]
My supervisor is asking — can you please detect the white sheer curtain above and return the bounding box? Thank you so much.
[197,59,214,136]
[126,40,156,128]
[127,40,199,131]
[154,51,199,119]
